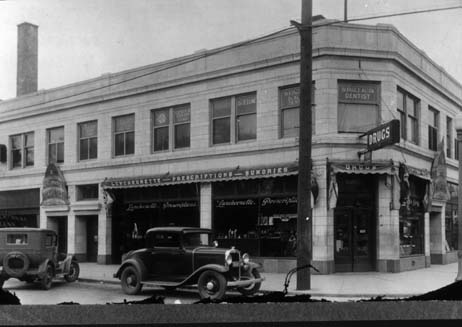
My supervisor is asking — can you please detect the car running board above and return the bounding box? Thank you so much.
[141,281,182,287]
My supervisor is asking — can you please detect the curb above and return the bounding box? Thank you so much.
[77,278,419,299]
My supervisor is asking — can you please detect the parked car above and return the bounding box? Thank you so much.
[114,226,264,300]
[0,228,80,289]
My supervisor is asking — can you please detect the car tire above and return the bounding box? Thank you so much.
[237,269,262,296]
[121,266,142,295]
[197,270,227,301]
[3,251,30,278]
[64,261,80,282]
[40,264,54,290]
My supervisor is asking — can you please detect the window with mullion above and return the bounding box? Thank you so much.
[79,121,98,161]
[397,88,420,144]
[113,114,135,156]
[212,97,231,144]
[11,135,22,168]
[447,116,453,158]
[211,93,256,145]
[152,104,190,152]
[10,132,34,169]
[47,127,64,164]
[428,107,439,151]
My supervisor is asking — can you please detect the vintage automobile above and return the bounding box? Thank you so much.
[0,228,80,289]
[114,226,264,300]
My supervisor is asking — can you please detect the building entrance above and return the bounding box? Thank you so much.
[333,173,376,272]
[334,207,375,272]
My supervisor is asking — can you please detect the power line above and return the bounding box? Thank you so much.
[5,4,461,110]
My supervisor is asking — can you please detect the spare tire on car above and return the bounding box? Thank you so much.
[3,251,30,278]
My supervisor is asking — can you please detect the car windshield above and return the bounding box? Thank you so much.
[183,232,213,247]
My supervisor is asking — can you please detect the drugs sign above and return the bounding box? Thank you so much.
[362,120,400,151]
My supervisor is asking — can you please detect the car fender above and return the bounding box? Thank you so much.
[114,259,148,280]
[248,262,261,270]
[60,255,75,273]
[180,263,228,286]
[37,259,54,278]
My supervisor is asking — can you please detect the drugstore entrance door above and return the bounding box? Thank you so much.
[334,207,375,272]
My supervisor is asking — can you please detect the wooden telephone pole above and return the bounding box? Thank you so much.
[294,0,313,290]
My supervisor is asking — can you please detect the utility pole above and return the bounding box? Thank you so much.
[344,0,348,22]
[292,0,312,290]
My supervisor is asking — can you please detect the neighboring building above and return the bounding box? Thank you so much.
[0,19,461,273]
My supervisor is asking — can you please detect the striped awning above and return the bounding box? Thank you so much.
[102,164,298,189]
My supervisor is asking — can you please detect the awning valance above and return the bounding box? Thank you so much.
[329,160,395,175]
[102,164,298,189]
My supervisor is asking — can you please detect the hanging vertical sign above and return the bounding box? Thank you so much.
[361,119,400,151]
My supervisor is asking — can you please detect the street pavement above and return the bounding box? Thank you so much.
[78,262,460,299]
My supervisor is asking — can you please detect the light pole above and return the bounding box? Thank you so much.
[455,113,462,281]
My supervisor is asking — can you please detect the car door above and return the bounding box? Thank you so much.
[148,231,188,282]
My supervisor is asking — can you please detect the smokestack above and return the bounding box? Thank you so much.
[17,22,38,97]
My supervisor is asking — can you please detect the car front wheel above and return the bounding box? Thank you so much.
[64,261,80,282]
[120,266,142,295]
[197,270,226,301]
[237,269,262,296]
[40,264,54,290]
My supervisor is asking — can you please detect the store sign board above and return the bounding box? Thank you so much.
[338,83,378,104]
[126,201,197,212]
[362,120,400,151]
[330,161,394,175]
[103,164,298,189]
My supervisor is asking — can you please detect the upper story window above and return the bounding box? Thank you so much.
[447,116,453,158]
[279,84,315,138]
[47,127,64,164]
[397,88,420,144]
[211,92,256,145]
[78,121,97,161]
[428,107,439,151]
[76,184,99,201]
[10,132,34,169]
[113,114,134,157]
[152,104,190,152]
[338,81,380,133]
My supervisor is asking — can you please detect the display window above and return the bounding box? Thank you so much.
[111,184,200,262]
[445,183,458,251]
[399,176,426,256]
[213,176,297,257]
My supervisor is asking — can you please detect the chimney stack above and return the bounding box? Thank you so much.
[17,22,38,97]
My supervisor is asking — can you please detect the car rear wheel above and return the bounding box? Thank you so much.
[121,266,142,295]
[40,264,54,290]
[64,261,80,282]
[237,269,262,296]
[197,270,227,301]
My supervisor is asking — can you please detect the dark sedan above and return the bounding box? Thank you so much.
[114,226,264,300]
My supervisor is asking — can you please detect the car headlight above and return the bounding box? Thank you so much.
[225,253,233,265]
[242,253,250,264]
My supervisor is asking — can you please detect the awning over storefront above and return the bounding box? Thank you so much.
[102,164,299,189]
[329,160,395,175]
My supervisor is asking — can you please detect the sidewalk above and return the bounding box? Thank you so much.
[78,262,460,298]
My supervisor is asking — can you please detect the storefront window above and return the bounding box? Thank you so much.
[445,183,458,251]
[399,176,426,256]
[213,176,297,257]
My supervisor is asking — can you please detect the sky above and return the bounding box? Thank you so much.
[0,0,461,100]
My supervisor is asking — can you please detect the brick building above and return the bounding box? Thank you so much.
[0,20,461,273]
